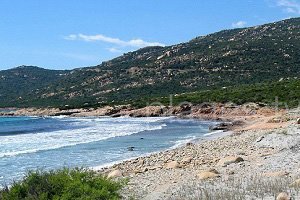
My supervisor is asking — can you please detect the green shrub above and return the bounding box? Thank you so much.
[0,168,123,200]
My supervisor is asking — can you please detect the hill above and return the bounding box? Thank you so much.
[0,17,299,108]
[0,66,69,106]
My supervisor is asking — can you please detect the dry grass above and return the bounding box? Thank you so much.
[168,175,300,200]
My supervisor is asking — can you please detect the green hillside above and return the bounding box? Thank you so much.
[0,17,299,108]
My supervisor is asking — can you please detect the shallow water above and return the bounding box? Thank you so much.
[0,116,217,185]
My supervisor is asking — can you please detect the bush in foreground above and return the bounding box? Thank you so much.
[0,168,123,200]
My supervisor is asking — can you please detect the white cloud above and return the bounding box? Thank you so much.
[64,33,166,48]
[277,0,300,14]
[232,21,247,28]
[63,34,77,40]
[107,47,122,53]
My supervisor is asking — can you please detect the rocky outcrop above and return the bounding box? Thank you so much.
[128,106,165,117]
[1,102,279,124]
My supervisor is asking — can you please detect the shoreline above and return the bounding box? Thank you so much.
[94,106,299,199]
[91,129,232,172]
[2,103,299,199]
[0,102,284,128]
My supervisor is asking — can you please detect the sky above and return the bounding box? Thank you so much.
[0,0,299,70]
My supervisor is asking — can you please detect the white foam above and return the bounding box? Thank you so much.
[0,117,170,158]
[170,136,197,149]
[91,159,132,171]
[203,130,224,136]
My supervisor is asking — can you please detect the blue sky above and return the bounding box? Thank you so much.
[0,0,299,70]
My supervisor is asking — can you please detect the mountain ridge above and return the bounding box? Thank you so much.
[0,17,299,108]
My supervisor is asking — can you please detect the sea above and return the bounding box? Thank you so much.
[0,116,218,186]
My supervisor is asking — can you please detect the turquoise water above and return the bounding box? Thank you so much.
[0,116,216,186]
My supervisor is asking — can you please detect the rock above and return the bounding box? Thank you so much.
[209,122,233,131]
[127,147,135,151]
[148,166,161,171]
[166,161,180,169]
[129,106,165,117]
[134,169,142,174]
[133,167,150,174]
[111,113,122,118]
[297,118,300,124]
[197,170,220,180]
[186,142,194,146]
[217,156,244,167]
[181,157,192,164]
[107,170,122,178]
[276,192,290,200]
[228,171,235,175]
[142,167,149,172]
[138,159,144,166]
[256,136,265,143]
[262,171,289,177]
[208,168,219,174]
[237,151,246,155]
[290,179,300,187]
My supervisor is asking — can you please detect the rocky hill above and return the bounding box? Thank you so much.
[0,17,299,107]
[0,66,69,106]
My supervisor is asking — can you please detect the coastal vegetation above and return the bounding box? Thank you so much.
[0,168,123,200]
[136,78,300,109]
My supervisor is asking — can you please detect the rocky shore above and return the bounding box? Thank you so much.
[0,102,282,121]
[94,107,299,200]
[2,103,299,199]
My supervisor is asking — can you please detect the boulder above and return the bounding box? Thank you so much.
[208,168,219,174]
[127,147,135,151]
[181,157,192,164]
[217,156,244,167]
[209,122,233,131]
[129,106,165,117]
[138,159,144,166]
[197,170,220,180]
[297,118,300,124]
[111,113,122,118]
[133,167,149,174]
[276,192,290,200]
[107,169,123,178]
[166,161,180,169]
[179,104,192,113]
[142,167,149,172]
[186,142,194,146]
